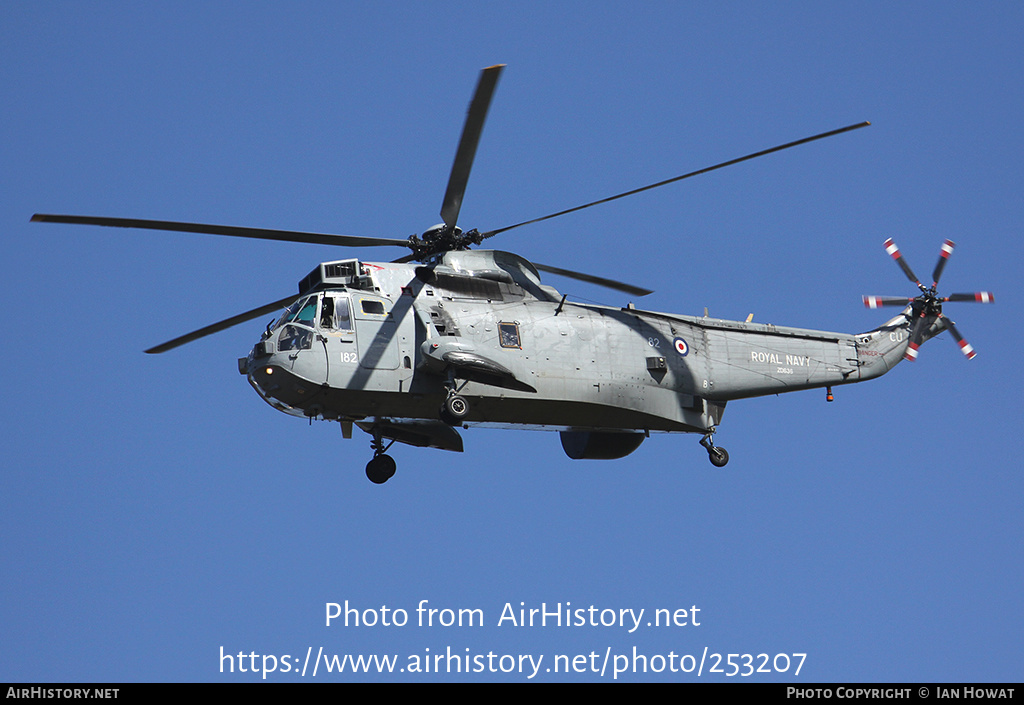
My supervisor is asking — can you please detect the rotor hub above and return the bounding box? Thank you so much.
[912,287,942,317]
[407,224,484,261]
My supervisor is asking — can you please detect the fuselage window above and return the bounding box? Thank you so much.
[499,322,521,349]
[361,299,386,316]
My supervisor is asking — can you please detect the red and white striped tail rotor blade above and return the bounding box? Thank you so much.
[903,312,928,362]
[941,315,977,360]
[884,238,921,286]
[931,239,955,287]
[863,295,913,309]
[944,291,995,304]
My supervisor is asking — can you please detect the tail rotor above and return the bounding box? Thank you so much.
[863,239,993,361]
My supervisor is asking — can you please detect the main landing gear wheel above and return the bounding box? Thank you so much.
[708,446,729,468]
[365,454,396,484]
[440,393,469,426]
[700,429,729,468]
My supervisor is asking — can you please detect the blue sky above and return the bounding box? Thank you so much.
[2,2,1021,682]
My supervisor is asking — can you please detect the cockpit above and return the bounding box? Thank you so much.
[244,289,372,419]
[265,292,356,352]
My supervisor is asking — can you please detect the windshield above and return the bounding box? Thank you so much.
[274,295,318,330]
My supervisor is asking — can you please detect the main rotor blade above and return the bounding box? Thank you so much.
[145,294,297,354]
[532,262,653,297]
[480,121,871,239]
[932,239,955,286]
[31,214,410,249]
[440,64,505,231]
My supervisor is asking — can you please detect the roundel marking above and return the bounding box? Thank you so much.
[673,337,689,356]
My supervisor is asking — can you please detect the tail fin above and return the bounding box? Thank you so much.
[855,307,950,380]
[855,310,913,380]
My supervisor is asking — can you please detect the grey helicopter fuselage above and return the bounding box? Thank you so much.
[242,248,923,461]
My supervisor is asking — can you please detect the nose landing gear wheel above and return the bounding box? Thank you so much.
[366,430,397,484]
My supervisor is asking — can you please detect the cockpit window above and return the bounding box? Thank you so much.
[320,294,353,332]
[292,297,318,327]
[274,298,305,330]
[278,324,313,351]
[274,295,319,329]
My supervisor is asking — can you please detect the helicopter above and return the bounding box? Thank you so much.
[32,64,994,484]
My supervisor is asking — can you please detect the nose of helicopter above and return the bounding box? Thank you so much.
[240,350,277,398]
[241,345,327,421]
